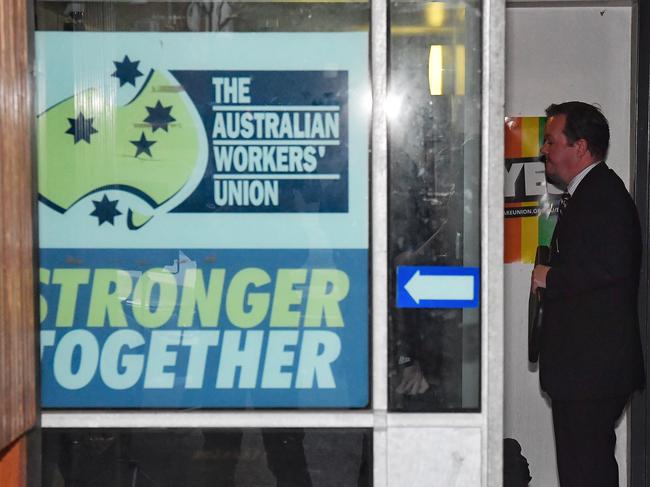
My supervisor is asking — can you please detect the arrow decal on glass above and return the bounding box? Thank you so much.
[397,266,480,309]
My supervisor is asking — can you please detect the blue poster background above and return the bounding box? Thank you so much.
[40,248,368,408]
[36,32,370,409]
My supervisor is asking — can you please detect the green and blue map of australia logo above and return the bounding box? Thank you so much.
[38,55,349,230]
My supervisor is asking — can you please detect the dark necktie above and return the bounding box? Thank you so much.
[558,192,571,219]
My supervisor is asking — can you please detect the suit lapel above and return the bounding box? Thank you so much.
[549,162,608,261]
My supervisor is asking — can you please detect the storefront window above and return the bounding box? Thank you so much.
[387,0,481,412]
[32,0,495,482]
[43,428,372,486]
[35,1,370,409]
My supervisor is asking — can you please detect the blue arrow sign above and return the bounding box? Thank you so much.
[397,266,480,308]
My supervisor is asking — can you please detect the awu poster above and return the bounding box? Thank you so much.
[36,32,369,408]
[504,117,562,264]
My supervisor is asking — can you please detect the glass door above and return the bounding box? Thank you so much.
[34,0,503,485]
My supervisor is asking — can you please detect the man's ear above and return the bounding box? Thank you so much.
[575,138,589,158]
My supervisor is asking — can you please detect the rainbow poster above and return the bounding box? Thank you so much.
[504,117,562,263]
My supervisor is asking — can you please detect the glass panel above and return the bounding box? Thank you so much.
[43,428,372,486]
[387,0,481,412]
[35,1,370,33]
[35,1,371,409]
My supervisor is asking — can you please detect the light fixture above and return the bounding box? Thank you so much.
[428,45,443,96]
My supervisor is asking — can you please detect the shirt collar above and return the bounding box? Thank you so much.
[567,161,602,196]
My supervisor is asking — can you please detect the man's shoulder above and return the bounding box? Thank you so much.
[577,163,629,198]
[574,163,640,234]
[570,163,638,227]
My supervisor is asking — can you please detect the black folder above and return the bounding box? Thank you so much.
[528,245,550,363]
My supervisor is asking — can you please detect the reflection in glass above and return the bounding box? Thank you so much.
[43,428,372,487]
[388,0,481,412]
[35,1,369,33]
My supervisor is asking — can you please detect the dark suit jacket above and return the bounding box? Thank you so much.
[540,162,645,400]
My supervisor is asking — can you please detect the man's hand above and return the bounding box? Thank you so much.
[395,361,430,395]
[531,265,550,293]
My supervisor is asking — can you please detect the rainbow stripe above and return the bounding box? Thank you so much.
[504,117,556,264]
[505,116,545,159]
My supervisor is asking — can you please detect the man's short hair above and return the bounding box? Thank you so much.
[545,101,610,161]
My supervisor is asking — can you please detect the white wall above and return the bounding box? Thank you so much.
[504,5,633,487]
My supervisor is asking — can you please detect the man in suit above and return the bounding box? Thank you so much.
[531,101,645,487]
